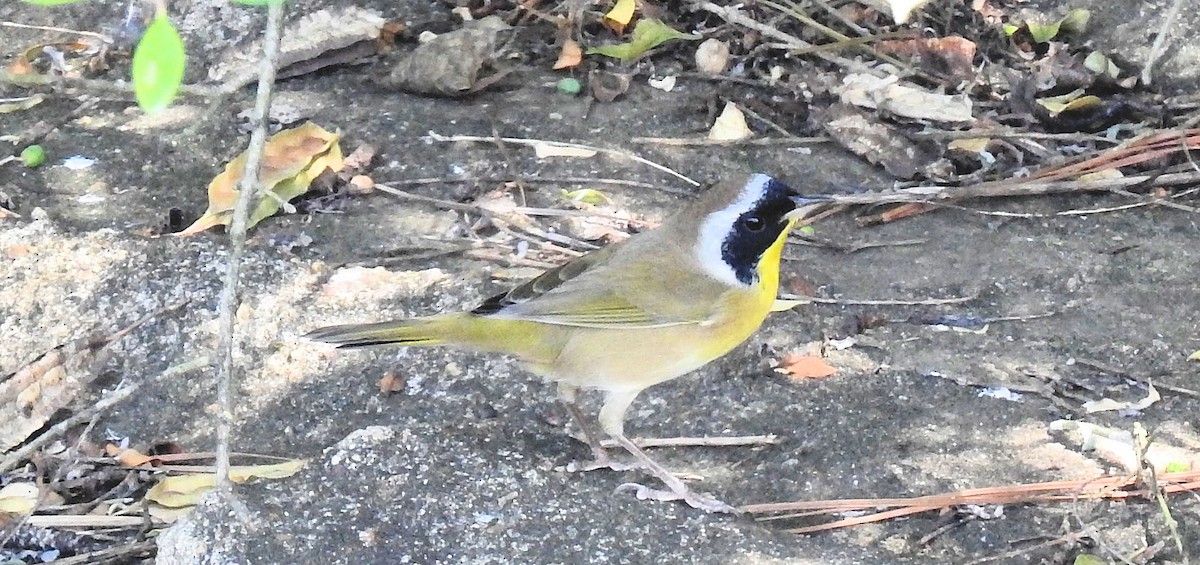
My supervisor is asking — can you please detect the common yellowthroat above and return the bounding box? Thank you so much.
[306,173,824,513]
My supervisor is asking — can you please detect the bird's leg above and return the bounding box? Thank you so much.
[598,390,737,514]
[558,383,611,465]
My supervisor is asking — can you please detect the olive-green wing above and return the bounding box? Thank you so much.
[471,243,702,328]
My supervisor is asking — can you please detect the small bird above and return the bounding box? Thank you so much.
[305,173,824,512]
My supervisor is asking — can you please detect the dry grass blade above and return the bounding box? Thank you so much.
[741,470,1200,534]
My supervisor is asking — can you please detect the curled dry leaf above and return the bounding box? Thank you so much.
[0,482,38,515]
[603,0,636,33]
[176,122,344,236]
[774,353,838,380]
[379,372,405,394]
[877,36,976,78]
[839,73,975,124]
[708,102,752,141]
[146,460,306,508]
[694,38,730,74]
[589,70,632,102]
[554,39,584,70]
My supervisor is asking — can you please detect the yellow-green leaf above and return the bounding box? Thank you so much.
[1059,9,1090,34]
[132,13,186,114]
[1026,20,1061,43]
[587,19,699,61]
[1036,89,1101,117]
[603,0,636,28]
[1187,349,1200,361]
[561,188,610,205]
[176,123,344,236]
[1164,461,1190,473]
[1073,555,1105,565]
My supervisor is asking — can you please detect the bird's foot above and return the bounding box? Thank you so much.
[560,454,643,473]
[615,482,739,514]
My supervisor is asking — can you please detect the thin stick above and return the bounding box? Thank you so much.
[0,357,208,473]
[822,171,1200,205]
[783,293,976,306]
[631,136,827,147]
[0,21,111,41]
[599,435,780,449]
[909,129,1118,143]
[45,540,156,565]
[213,0,284,490]
[378,175,684,193]
[426,132,700,186]
[695,2,883,76]
[1141,0,1187,86]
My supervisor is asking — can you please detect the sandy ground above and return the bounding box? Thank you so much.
[2,0,1199,563]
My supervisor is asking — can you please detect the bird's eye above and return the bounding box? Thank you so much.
[741,215,765,232]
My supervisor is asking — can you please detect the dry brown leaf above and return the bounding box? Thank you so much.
[106,445,156,467]
[877,36,976,78]
[176,122,344,236]
[554,39,583,69]
[774,354,838,380]
[603,0,636,33]
[379,372,405,394]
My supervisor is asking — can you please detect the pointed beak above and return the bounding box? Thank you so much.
[787,194,832,221]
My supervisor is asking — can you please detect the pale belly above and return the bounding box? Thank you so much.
[527,314,768,392]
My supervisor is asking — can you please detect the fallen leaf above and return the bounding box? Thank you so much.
[146,460,305,508]
[176,122,344,236]
[1050,421,1199,474]
[589,69,631,102]
[554,39,583,69]
[877,36,976,78]
[1035,89,1102,117]
[708,102,752,141]
[379,372,405,394]
[694,38,730,74]
[1082,384,1160,413]
[774,354,838,380]
[107,445,156,467]
[560,188,610,205]
[587,19,699,62]
[603,0,636,33]
[839,73,975,124]
[0,482,38,515]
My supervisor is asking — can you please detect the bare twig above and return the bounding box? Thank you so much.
[0,69,221,99]
[426,132,700,187]
[0,21,111,41]
[598,435,780,449]
[823,171,1200,206]
[631,136,827,147]
[0,357,208,473]
[212,0,284,490]
[1141,0,1188,86]
[376,175,687,194]
[783,293,976,306]
[909,129,1119,144]
[46,540,156,565]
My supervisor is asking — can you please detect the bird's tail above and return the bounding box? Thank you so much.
[303,314,468,348]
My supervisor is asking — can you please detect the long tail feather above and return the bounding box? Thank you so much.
[303,316,460,348]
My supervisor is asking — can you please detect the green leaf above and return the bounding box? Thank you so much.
[231,0,287,4]
[20,0,88,5]
[586,19,699,61]
[1026,20,1061,43]
[561,188,609,205]
[1073,554,1106,565]
[798,225,816,235]
[1164,461,1190,473]
[1059,9,1090,34]
[20,145,46,168]
[132,13,186,114]
[1002,24,1019,36]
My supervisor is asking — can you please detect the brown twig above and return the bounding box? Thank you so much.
[425,132,700,187]
[630,136,827,147]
